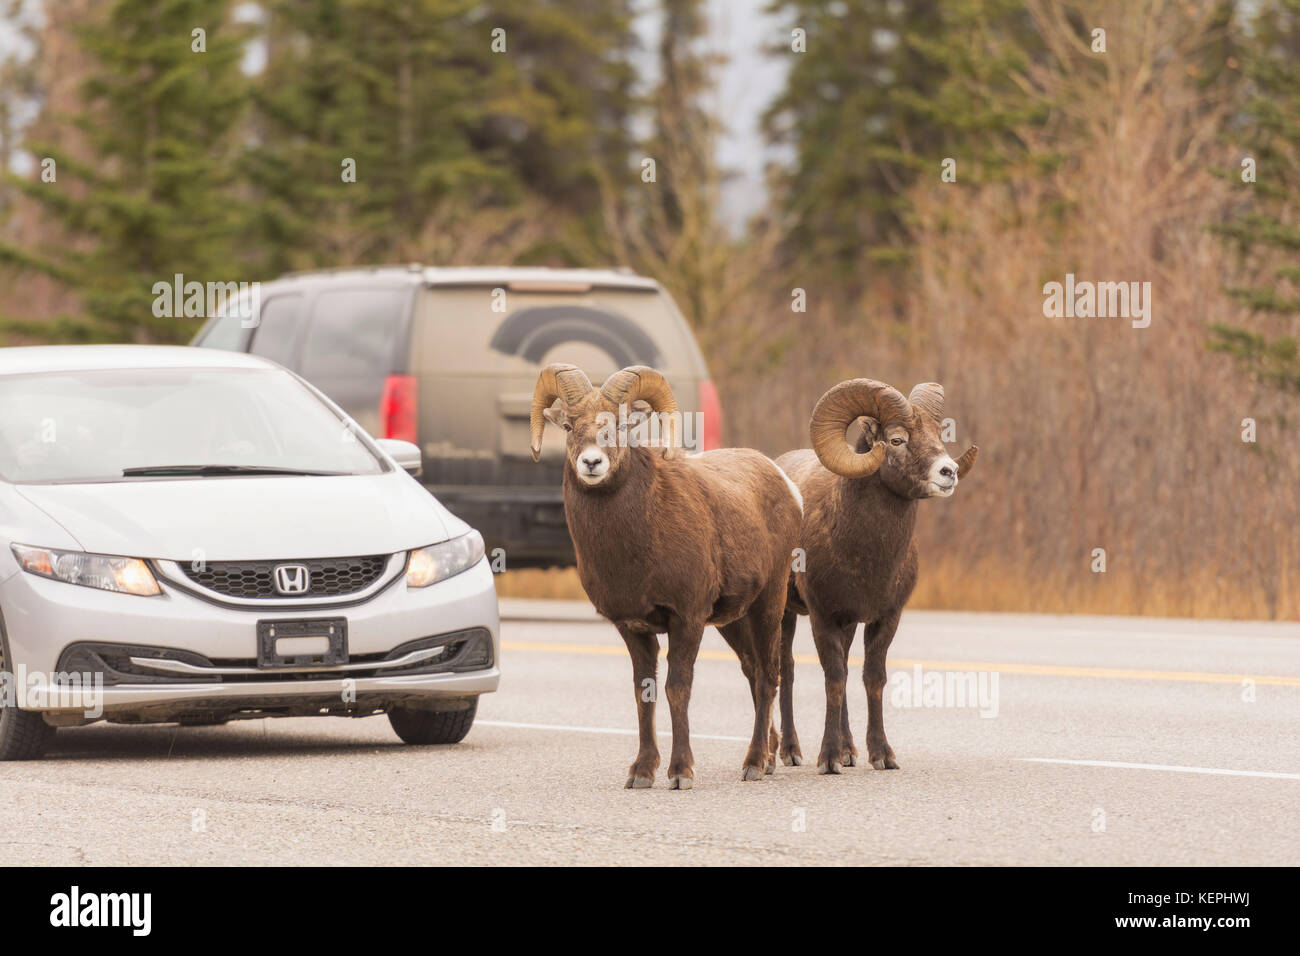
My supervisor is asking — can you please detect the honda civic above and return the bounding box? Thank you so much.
[0,345,499,759]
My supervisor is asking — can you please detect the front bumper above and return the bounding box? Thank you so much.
[0,556,500,723]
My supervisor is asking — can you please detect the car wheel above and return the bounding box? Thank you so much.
[0,645,57,760]
[388,698,478,745]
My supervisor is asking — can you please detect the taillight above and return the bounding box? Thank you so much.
[380,374,418,443]
[698,379,723,451]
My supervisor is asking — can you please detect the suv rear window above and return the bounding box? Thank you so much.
[300,288,408,379]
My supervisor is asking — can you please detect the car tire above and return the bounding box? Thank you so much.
[388,698,478,745]
[0,638,57,761]
[0,703,57,761]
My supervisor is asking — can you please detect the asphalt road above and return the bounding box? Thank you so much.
[2,600,1297,866]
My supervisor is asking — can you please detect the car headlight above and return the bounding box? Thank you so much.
[405,530,485,588]
[11,544,161,596]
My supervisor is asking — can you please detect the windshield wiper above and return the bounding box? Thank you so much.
[122,464,348,477]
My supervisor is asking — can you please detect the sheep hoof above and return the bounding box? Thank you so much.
[625,775,654,789]
[781,751,803,767]
[842,751,858,767]
[870,756,900,770]
[764,760,776,776]
[816,759,843,775]
[741,765,765,782]
[668,775,694,790]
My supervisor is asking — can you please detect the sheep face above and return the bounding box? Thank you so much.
[530,364,683,487]
[856,409,962,500]
[543,396,633,488]
[810,379,977,498]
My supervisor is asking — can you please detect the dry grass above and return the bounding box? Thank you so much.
[890,2,1299,622]
[494,553,1298,621]
[913,553,1298,621]
[494,568,589,601]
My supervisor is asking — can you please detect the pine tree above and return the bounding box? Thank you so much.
[763,0,1043,278]
[582,0,760,337]
[0,0,41,217]
[247,0,511,274]
[634,0,724,325]
[647,0,716,232]
[0,0,249,342]
[1211,0,1300,393]
[479,0,637,233]
[763,0,940,273]
[247,0,638,272]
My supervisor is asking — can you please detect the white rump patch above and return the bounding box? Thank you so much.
[762,457,803,513]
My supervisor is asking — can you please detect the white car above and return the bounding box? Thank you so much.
[0,345,500,759]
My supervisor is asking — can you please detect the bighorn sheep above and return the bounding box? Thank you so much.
[530,363,803,789]
[776,379,977,773]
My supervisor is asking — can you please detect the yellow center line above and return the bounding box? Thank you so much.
[499,640,1300,688]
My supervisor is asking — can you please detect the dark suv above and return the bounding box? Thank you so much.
[192,266,722,567]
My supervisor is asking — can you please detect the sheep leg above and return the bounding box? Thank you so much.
[837,632,857,764]
[748,588,785,778]
[717,622,763,769]
[863,610,901,770]
[839,658,859,767]
[777,609,803,766]
[719,618,773,780]
[810,610,854,774]
[618,626,661,788]
[757,586,789,776]
[664,615,704,790]
[743,660,777,767]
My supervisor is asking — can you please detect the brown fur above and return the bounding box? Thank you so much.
[777,400,972,773]
[542,385,802,789]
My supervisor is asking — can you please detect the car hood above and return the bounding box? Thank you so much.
[15,473,454,561]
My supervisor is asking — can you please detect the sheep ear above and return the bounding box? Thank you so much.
[542,407,567,428]
[851,416,881,453]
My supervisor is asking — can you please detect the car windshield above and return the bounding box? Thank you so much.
[0,366,384,483]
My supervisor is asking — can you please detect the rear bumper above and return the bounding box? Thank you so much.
[430,483,574,568]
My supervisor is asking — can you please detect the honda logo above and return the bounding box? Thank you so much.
[273,564,310,595]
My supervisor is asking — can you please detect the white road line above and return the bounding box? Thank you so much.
[1017,757,1300,780]
[478,719,749,742]
[479,725,1300,779]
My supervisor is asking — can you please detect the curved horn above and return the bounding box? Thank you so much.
[955,444,978,477]
[911,382,975,476]
[600,365,682,459]
[809,378,911,478]
[908,382,944,419]
[529,363,593,462]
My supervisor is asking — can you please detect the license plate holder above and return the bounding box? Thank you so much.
[257,618,348,669]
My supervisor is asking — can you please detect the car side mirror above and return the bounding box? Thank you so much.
[375,438,422,477]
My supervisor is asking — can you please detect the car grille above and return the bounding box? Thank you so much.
[180,555,389,599]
